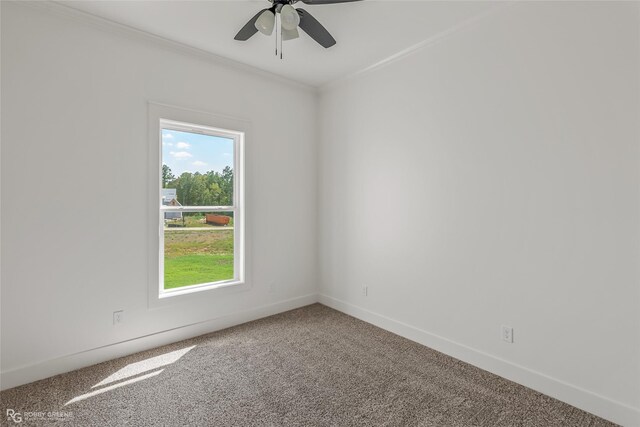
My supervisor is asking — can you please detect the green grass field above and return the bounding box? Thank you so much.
[164,228,234,289]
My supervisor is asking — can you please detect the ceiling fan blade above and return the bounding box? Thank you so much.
[234,7,273,41]
[300,0,362,4]
[296,8,336,48]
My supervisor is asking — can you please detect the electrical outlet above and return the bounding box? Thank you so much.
[362,286,368,297]
[501,325,513,343]
[113,310,124,326]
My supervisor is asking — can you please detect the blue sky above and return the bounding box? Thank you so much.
[162,128,233,177]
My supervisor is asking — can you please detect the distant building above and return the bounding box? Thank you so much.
[162,188,182,220]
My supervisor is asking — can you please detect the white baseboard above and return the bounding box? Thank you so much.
[318,294,640,427]
[3,292,638,426]
[0,294,318,391]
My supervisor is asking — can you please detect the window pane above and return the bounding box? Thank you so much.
[162,129,234,207]
[163,211,235,290]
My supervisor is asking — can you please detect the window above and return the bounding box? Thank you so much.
[158,119,244,297]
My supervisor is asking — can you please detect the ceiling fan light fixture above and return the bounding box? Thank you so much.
[235,0,358,49]
[280,5,300,31]
[255,9,275,35]
[281,27,300,41]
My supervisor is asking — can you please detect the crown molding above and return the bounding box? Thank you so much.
[10,0,317,94]
[8,1,518,95]
[318,2,516,93]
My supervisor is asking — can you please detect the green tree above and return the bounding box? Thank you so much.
[162,164,175,187]
[220,166,233,206]
[169,167,233,207]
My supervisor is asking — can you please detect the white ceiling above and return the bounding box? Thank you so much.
[58,1,500,87]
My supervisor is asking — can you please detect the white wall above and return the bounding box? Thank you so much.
[319,2,639,425]
[2,1,640,425]
[1,2,317,386]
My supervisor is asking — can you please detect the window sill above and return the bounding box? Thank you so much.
[159,280,246,299]
[148,280,252,310]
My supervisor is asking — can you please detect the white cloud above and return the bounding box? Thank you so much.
[162,142,173,146]
[169,151,192,159]
[176,141,191,149]
[162,133,174,139]
[222,152,231,157]
[192,161,207,166]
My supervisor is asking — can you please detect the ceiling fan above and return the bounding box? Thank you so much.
[234,0,362,53]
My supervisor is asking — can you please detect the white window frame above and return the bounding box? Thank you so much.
[148,103,249,308]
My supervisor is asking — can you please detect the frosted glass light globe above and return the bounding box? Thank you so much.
[280,5,300,31]
[255,9,275,35]
[282,27,299,41]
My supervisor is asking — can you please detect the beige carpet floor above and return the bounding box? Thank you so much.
[1,304,616,426]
